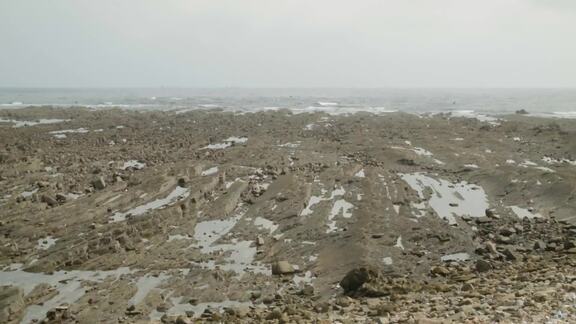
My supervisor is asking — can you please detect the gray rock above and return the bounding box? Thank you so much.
[255,236,264,246]
[475,260,492,273]
[533,240,546,251]
[41,194,58,207]
[271,261,294,275]
[55,193,67,202]
[92,177,106,190]
[502,248,520,261]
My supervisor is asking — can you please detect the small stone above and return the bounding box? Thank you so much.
[300,284,314,296]
[178,177,189,187]
[41,194,58,207]
[156,303,169,312]
[502,248,520,261]
[461,283,474,291]
[271,261,294,275]
[475,259,492,272]
[533,240,546,251]
[431,266,450,277]
[175,315,192,324]
[92,177,106,190]
[485,241,498,254]
[485,209,497,218]
[266,308,283,320]
[256,236,265,246]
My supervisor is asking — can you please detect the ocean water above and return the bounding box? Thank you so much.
[0,88,575,114]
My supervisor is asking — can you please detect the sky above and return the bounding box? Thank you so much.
[0,0,575,88]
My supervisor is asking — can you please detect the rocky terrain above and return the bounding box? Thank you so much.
[1,106,576,323]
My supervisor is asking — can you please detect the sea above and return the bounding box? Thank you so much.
[0,88,575,116]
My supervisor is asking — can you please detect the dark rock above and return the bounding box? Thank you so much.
[340,267,378,292]
[533,240,546,251]
[502,248,520,261]
[92,177,106,190]
[485,208,497,218]
[475,260,492,273]
[41,194,58,207]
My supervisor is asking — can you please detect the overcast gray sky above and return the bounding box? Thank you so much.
[0,0,575,88]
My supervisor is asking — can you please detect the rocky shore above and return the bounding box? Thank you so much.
[1,106,575,323]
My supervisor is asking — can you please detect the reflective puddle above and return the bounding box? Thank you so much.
[110,186,190,222]
[400,173,489,225]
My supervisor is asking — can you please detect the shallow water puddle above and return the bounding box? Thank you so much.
[129,273,171,305]
[21,188,38,198]
[392,144,444,165]
[400,173,489,225]
[168,234,192,242]
[0,266,132,323]
[110,186,190,222]
[278,142,300,148]
[519,160,556,173]
[441,252,470,262]
[0,118,69,128]
[293,271,314,285]
[122,160,146,170]
[300,188,328,217]
[202,137,247,149]
[510,206,542,219]
[254,217,278,234]
[394,236,405,250]
[325,187,355,233]
[49,128,89,139]
[327,199,354,233]
[37,236,57,250]
[191,207,269,275]
[542,156,576,166]
[446,110,500,126]
[201,166,219,176]
[150,297,253,320]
